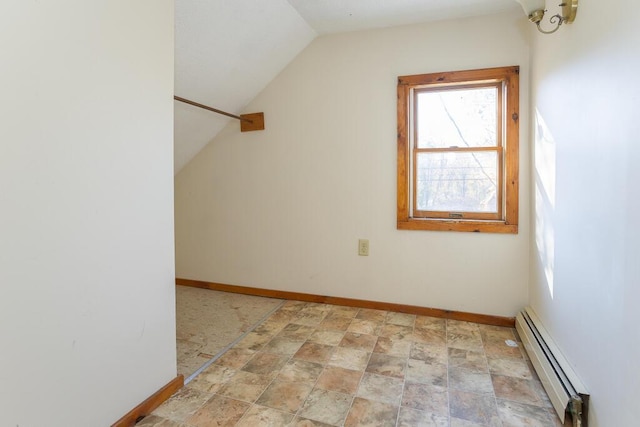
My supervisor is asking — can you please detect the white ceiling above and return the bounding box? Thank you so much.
[174,0,520,173]
[287,0,518,34]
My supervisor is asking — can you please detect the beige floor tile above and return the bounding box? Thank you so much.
[356,308,387,322]
[449,389,501,427]
[401,383,448,416]
[255,380,314,413]
[242,352,289,375]
[448,348,488,373]
[317,316,352,331]
[308,330,345,346]
[412,328,447,346]
[479,325,517,344]
[213,348,256,369]
[322,311,353,321]
[275,323,315,340]
[235,404,295,427]
[447,331,484,351]
[410,342,448,364]
[484,340,524,359]
[344,397,398,427]
[374,336,412,357]
[186,365,236,393]
[152,386,213,422]
[293,342,335,364]
[315,366,363,394]
[450,416,493,426]
[216,370,274,402]
[405,359,448,387]
[492,374,547,407]
[234,331,273,351]
[339,331,378,352]
[291,417,335,426]
[347,318,382,335]
[365,353,406,379]
[292,312,326,326]
[136,415,189,427]
[277,359,325,384]
[529,377,555,408]
[497,398,558,427]
[282,300,307,309]
[356,372,404,406]
[414,316,446,331]
[379,324,414,341]
[298,388,353,426]
[253,319,288,335]
[327,306,359,318]
[385,312,416,327]
[185,394,250,426]
[449,368,494,394]
[266,310,298,324]
[447,320,480,334]
[300,303,332,314]
[487,356,533,380]
[262,336,305,355]
[397,407,449,427]
[328,347,370,371]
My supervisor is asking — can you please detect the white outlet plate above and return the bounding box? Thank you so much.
[358,239,369,256]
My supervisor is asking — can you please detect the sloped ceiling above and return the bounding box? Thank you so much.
[288,0,518,34]
[174,1,316,172]
[174,0,519,173]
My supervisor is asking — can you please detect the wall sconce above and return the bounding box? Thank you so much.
[516,0,578,34]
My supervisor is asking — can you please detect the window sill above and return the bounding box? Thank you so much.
[397,218,518,234]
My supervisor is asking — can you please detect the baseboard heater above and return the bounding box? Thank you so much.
[515,307,589,427]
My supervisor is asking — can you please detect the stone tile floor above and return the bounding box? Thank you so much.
[175,286,283,378]
[140,300,567,426]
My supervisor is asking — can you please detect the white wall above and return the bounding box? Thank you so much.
[529,1,640,425]
[0,2,176,426]
[175,10,530,317]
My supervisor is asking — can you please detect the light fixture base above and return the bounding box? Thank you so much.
[528,9,545,24]
[561,0,578,24]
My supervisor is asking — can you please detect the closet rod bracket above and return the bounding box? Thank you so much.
[239,112,265,132]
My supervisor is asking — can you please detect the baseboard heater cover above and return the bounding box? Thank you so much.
[515,307,589,427]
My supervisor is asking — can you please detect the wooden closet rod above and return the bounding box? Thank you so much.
[173,96,265,132]
[174,96,249,122]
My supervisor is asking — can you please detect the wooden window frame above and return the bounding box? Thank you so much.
[397,66,519,233]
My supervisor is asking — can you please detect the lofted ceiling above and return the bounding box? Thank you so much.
[174,0,519,172]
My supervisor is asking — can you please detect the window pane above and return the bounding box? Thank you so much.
[416,151,498,213]
[416,87,497,148]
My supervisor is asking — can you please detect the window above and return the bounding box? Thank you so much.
[397,66,519,233]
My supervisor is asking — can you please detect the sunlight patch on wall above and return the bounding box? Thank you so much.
[534,108,556,298]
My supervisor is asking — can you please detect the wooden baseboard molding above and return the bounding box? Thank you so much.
[111,374,183,427]
[176,278,515,328]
